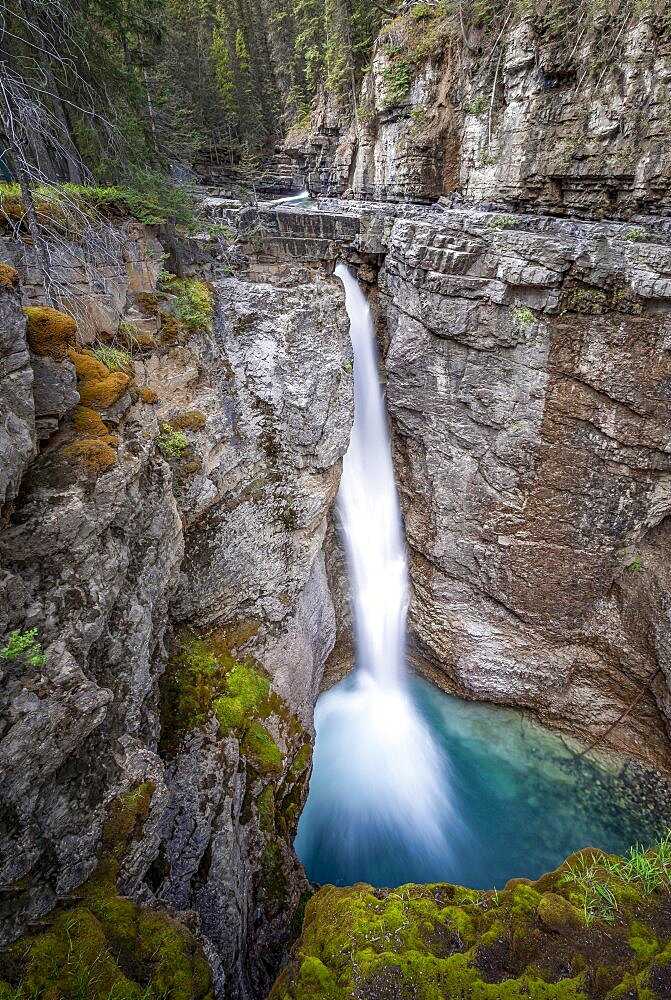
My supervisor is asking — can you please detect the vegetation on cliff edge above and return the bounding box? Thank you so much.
[272,834,671,999]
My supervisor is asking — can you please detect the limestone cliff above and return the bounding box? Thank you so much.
[298,10,671,219]
[379,209,671,766]
[0,227,352,999]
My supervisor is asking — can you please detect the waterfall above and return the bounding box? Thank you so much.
[295,264,456,887]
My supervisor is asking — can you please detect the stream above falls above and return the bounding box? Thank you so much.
[295,675,671,890]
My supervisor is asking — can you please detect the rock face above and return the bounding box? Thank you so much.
[300,12,671,219]
[0,236,352,1000]
[378,208,671,765]
[0,268,35,509]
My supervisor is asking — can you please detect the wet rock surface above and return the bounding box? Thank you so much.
[378,208,671,764]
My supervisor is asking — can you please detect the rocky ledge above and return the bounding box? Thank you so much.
[273,838,671,1000]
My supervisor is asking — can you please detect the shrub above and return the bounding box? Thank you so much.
[487,214,516,229]
[1,628,47,667]
[383,57,413,106]
[513,306,535,330]
[158,424,189,459]
[623,226,648,243]
[411,1,432,18]
[159,272,214,334]
[466,95,488,116]
[24,306,77,360]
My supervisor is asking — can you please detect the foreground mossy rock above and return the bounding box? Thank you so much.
[0,782,214,1000]
[0,899,213,1000]
[271,851,671,999]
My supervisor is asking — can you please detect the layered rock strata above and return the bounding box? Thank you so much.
[0,240,352,1000]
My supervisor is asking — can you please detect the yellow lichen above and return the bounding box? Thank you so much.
[69,349,131,409]
[0,262,19,290]
[138,386,159,404]
[62,438,117,474]
[24,306,77,361]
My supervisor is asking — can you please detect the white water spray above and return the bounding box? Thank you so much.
[295,264,456,885]
[262,189,311,207]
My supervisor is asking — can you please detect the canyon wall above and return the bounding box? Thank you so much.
[284,7,671,768]
[0,233,352,998]
[379,210,671,765]
[299,13,671,220]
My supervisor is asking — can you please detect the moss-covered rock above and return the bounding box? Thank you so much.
[271,845,671,1000]
[0,895,214,1000]
[0,262,19,290]
[69,349,131,409]
[24,305,77,360]
[170,409,207,431]
[0,781,214,1000]
[159,624,284,772]
[138,386,159,404]
[62,437,118,475]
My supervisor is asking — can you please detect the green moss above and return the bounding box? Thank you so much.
[102,781,155,864]
[0,902,214,1000]
[260,841,288,912]
[272,838,671,1000]
[159,626,282,764]
[628,921,659,964]
[213,662,270,735]
[294,956,340,998]
[257,784,276,833]
[0,779,213,1000]
[242,721,283,774]
[537,891,582,932]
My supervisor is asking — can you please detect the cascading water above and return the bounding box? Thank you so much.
[294,264,457,886]
[295,264,671,890]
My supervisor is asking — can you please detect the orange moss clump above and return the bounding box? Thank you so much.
[62,438,117,475]
[69,349,131,409]
[171,410,206,431]
[136,292,160,317]
[159,312,181,343]
[0,263,19,290]
[72,405,109,437]
[138,387,158,404]
[24,306,77,360]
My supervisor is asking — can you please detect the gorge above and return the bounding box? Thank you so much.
[2,2,671,999]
